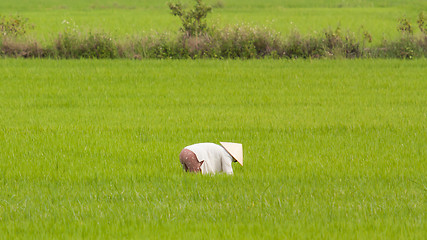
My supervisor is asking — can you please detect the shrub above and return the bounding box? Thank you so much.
[378,13,427,59]
[55,31,118,59]
[178,33,216,58]
[0,37,47,58]
[379,35,427,59]
[209,24,285,59]
[321,27,362,58]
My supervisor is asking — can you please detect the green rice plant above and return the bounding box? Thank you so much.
[0,59,426,239]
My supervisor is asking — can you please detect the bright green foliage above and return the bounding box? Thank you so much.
[0,59,426,239]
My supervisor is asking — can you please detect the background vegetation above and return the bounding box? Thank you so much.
[0,0,426,58]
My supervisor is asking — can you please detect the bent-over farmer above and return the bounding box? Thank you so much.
[179,142,243,174]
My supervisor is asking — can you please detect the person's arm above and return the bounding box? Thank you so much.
[222,156,234,175]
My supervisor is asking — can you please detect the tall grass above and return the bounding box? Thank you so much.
[1,24,426,59]
[0,59,426,238]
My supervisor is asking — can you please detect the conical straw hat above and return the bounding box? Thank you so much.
[220,142,243,166]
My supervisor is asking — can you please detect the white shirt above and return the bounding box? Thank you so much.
[185,143,234,174]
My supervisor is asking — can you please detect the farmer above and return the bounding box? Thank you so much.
[179,142,243,174]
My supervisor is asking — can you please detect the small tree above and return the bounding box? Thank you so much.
[168,0,212,36]
[397,16,413,35]
[417,12,426,34]
[0,15,31,37]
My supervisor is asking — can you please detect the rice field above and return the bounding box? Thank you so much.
[1,0,427,239]
[0,59,426,239]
